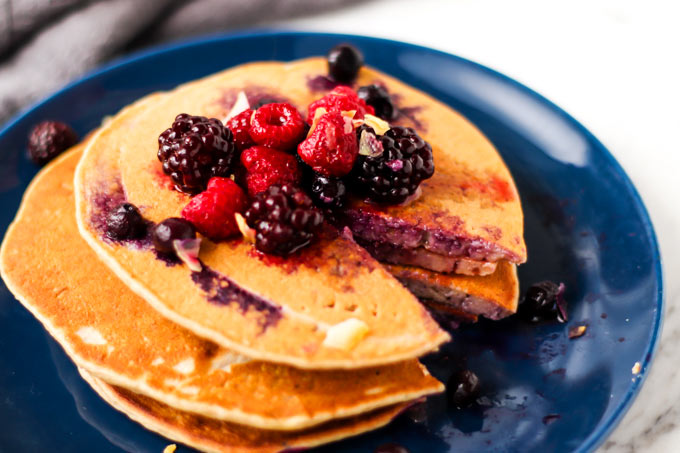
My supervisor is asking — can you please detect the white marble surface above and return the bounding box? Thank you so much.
[273,0,680,450]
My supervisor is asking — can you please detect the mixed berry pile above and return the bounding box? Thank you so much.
[152,44,435,256]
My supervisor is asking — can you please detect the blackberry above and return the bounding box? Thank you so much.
[27,121,78,166]
[519,281,567,323]
[447,370,481,409]
[357,84,395,120]
[327,44,363,83]
[152,217,196,254]
[157,114,237,194]
[244,184,323,255]
[353,126,434,204]
[309,174,347,209]
[106,203,146,240]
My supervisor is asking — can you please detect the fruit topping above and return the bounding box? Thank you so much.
[357,125,383,157]
[226,108,255,151]
[158,114,237,194]
[309,174,347,209]
[223,90,250,121]
[447,370,481,409]
[152,217,197,254]
[244,184,323,255]
[241,146,302,195]
[306,86,374,124]
[352,126,434,204]
[27,121,78,166]
[181,177,247,241]
[249,102,306,150]
[173,238,202,272]
[322,318,369,351]
[297,110,358,177]
[327,43,364,83]
[519,281,567,323]
[357,84,396,120]
[359,113,390,136]
[105,203,146,241]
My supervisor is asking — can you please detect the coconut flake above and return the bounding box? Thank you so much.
[359,129,384,158]
[308,107,327,137]
[173,238,202,272]
[323,318,369,351]
[223,91,250,122]
[362,114,390,135]
[235,213,256,244]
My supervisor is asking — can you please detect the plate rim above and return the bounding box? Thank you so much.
[0,30,664,453]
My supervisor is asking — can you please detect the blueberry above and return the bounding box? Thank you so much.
[106,203,146,240]
[327,44,363,83]
[519,281,567,323]
[447,370,481,409]
[152,218,197,254]
[357,84,395,120]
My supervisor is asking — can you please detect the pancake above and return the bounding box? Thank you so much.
[385,261,519,321]
[74,81,450,370]
[0,144,443,430]
[79,368,411,453]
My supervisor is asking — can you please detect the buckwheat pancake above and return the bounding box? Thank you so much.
[112,57,523,309]
[385,261,519,321]
[79,368,411,453]
[75,92,450,370]
[0,144,444,430]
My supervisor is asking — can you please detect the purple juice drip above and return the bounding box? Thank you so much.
[191,265,283,331]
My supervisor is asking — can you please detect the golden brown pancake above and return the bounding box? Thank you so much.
[385,261,519,320]
[0,145,443,430]
[74,91,450,370]
[79,368,411,453]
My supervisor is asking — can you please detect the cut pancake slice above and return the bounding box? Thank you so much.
[0,145,443,431]
[79,368,412,453]
[385,261,520,321]
[75,74,449,370]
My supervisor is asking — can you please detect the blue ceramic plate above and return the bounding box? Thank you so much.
[0,32,662,453]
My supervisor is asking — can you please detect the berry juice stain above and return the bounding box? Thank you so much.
[307,75,345,92]
[191,265,283,331]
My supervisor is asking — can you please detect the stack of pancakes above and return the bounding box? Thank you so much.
[0,57,525,452]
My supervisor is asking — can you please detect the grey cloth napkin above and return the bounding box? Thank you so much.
[0,0,365,124]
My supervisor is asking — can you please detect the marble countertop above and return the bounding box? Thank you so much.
[275,0,680,450]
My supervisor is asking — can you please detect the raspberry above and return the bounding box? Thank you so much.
[309,174,347,209]
[357,84,395,120]
[297,110,358,177]
[106,203,146,240]
[240,146,302,195]
[244,184,323,255]
[306,86,374,124]
[27,121,78,166]
[181,177,247,241]
[249,103,306,150]
[226,108,255,151]
[158,114,237,194]
[352,126,434,204]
